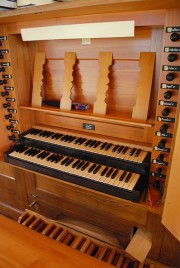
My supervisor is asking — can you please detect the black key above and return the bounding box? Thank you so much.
[61,135,68,141]
[85,139,93,147]
[93,141,101,148]
[101,166,109,176]
[63,135,70,142]
[105,143,112,151]
[106,167,114,177]
[24,148,34,155]
[30,128,41,135]
[51,133,62,140]
[88,163,96,173]
[61,157,70,165]
[117,146,124,154]
[15,145,27,153]
[93,164,101,174]
[37,151,50,159]
[78,138,86,145]
[50,133,58,139]
[112,145,119,153]
[51,154,59,162]
[45,131,54,137]
[121,146,128,154]
[31,149,40,156]
[41,131,50,137]
[125,172,132,182]
[72,159,81,168]
[135,149,141,157]
[39,131,47,136]
[46,153,56,162]
[68,136,76,143]
[129,148,136,156]
[62,135,70,142]
[111,169,118,179]
[29,128,36,134]
[27,148,36,156]
[74,137,81,144]
[65,158,74,166]
[119,171,127,181]
[100,142,107,150]
[88,140,97,147]
[76,160,85,169]
[81,162,89,171]
[54,155,63,163]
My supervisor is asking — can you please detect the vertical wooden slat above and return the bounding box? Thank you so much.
[115,254,125,268]
[56,229,68,242]
[41,223,56,236]
[132,52,155,122]
[18,211,29,224]
[80,239,92,253]
[48,226,62,239]
[31,52,46,107]
[71,235,84,249]
[60,52,76,110]
[22,215,36,227]
[97,246,108,260]
[93,52,113,115]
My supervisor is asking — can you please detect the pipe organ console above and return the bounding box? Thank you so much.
[0,1,179,267]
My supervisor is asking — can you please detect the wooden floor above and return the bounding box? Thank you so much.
[0,214,114,268]
[0,213,173,268]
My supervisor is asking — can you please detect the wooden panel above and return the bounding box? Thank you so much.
[0,202,22,221]
[161,111,180,242]
[39,176,147,228]
[159,228,180,266]
[8,34,33,107]
[25,172,148,228]
[160,9,180,243]
[0,162,28,217]
[0,28,20,153]
[3,10,165,36]
[35,111,153,143]
[38,27,152,59]
[0,1,170,25]
[19,109,37,132]
[146,212,165,261]
[107,60,140,115]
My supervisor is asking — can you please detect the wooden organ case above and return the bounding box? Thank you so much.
[0,1,179,267]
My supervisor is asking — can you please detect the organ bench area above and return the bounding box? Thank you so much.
[0,0,180,267]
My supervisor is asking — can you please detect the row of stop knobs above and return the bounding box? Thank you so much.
[0,36,18,141]
[152,29,179,182]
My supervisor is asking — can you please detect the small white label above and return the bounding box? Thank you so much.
[82,38,91,45]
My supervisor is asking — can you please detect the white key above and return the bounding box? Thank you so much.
[110,169,124,187]
[121,172,135,189]
[127,174,140,190]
